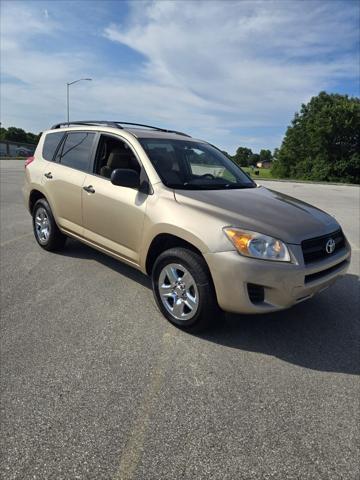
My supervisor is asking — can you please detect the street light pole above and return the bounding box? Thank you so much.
[66,78,92,125]
[67,83,70,125]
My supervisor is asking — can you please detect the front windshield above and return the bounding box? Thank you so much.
[139,138,256,190]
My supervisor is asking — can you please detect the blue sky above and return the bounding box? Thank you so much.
[1,0,359,154]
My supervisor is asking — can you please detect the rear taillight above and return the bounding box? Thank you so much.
[24,156,35,168]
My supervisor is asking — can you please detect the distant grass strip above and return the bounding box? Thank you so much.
[242,167,274,179]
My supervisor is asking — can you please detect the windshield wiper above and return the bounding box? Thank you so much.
[222,183,256,189]
[168,182,255,190]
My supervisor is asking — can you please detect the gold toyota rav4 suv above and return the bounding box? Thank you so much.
[23,121,351,330]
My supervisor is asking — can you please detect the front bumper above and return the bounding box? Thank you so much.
[204,243,351,314]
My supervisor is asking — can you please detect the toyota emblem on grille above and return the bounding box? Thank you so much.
[326,238,336,254]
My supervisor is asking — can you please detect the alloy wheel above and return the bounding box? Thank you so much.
[158,263,199,321]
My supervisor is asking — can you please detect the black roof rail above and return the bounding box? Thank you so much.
[51,121,122,129]
[114,122,191,137]
[50,120,191,137]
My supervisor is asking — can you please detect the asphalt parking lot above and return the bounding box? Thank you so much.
[1,160,359,480]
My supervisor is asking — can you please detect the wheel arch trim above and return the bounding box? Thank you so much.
[142,226,210,275]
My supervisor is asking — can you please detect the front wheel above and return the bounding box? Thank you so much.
[152,247,220,331]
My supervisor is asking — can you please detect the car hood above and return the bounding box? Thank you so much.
[174,186,339,244]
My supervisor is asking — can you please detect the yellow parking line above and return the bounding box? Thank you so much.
[0,232,32,247]
[113,328,175,480]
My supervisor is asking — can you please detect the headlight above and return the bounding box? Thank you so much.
[223,227,291,262]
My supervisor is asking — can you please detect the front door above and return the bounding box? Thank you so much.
[82,134,148,265]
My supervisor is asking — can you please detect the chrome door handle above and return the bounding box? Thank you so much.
[44,172,53,179]
[83,185,95,194]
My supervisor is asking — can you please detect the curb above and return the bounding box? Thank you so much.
[255,178,359,187]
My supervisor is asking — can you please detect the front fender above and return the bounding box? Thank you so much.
[139,223,210,272]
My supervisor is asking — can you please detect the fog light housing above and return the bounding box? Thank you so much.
[247,283,265,304]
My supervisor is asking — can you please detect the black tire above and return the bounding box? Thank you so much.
[32,198,66,251]
[152,247,220,331]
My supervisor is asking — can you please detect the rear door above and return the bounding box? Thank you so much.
[42,131,96,237]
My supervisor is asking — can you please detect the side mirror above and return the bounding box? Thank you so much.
[110,168,140,188]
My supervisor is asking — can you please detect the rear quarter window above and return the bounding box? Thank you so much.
[42,132,65,161]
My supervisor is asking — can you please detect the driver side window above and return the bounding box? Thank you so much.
[186,147,236,182]
[94,135,140,179]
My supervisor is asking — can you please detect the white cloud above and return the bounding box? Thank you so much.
[1,2,57,50]
[1,0,358,153]
[103,0,359,150]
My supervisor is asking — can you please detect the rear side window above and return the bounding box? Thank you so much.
[42,132,64,161]
[58,132,95,171]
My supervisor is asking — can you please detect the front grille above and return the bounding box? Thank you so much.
[301,229,345,264]
[304,259,348,283]
[247,284,265,304]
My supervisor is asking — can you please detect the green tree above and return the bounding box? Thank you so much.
[4,127,28,143]
[233,147,253,167]
[248,153,260,166]
[259,149,272,163]
[0,127,7,141]
[26,132,41,144]
[0,127,41,144]
[221,150,232,159]
[272,92,360,183]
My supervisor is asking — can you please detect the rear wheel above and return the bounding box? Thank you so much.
[152,247,220,331]
[32,199,66,251]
